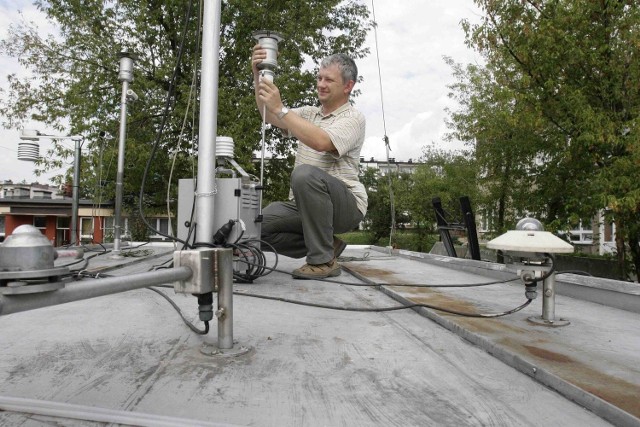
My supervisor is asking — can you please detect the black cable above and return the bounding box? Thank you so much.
[57,252,96,269]
[138,0,194,246]
[234,291,533,318]
[188,236,278,282]
[147,286,209,334]
[232,229,245,245]
[151,257,174,270]
[228,242,256,281]
[80,242,109,254]
[234,261,522,288]
[68,268,207,334]
[520,253,556,285]
[241,239,278,278]
[122,241,151,251]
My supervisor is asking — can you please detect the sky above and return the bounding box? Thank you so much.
[0,0,483,184]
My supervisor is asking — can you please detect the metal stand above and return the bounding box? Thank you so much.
[70,138,81,246]
[527,270,570,327]
[517,258,570,327]
[195,0,240,353]
[195,248,251,357]
[111,52,135,258]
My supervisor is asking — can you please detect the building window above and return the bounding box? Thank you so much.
[157,218,169,235]
[603,220,614,243]
[102,216,114,233]
[33,191,52,199]
[80,217,94,241]
[15,188,30,198]
[150,218,172,239]
[102,217,129,242]
[568,221,593,245]
[34,216,47,231]
[57,216,70,229]
[0,216,5,238]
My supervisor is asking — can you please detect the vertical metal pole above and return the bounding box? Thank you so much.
[196,0,221,241]
[217,248,234,348]
[527,260,569,327]
[198,0,237,350]
[113,53,134,256]
[112,79,129,256]
[541,271,556,322]
[71,138,81,245]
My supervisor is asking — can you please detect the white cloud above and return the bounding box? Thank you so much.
[355,0,482,162]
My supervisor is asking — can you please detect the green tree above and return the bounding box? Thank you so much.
[446,59,560,234]
[451,0,640,279]
[0,0,370,225]
[410,145,480,249]
[361,149,480,252]
[359,166,391,245]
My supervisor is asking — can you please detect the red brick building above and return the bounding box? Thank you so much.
[0,181,113,245]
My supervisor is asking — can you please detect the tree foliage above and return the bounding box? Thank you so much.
[360,148,479,252]
[448,0,640,278]
[0,0,371,215]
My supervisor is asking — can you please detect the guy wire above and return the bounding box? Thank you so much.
[370,0,397,248]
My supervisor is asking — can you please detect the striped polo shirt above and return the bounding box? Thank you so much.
[289,102,368,216]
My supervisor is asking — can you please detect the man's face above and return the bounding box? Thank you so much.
[316,64,350,105]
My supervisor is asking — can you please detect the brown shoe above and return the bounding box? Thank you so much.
[333,237,347,258]
[292,258,341,279]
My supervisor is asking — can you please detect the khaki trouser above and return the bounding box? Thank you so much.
[261,164,363,264]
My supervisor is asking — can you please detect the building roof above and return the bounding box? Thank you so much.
[0,244,636,426]
[0,198,112,215]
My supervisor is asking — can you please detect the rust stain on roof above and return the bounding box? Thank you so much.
[345,263,640,419]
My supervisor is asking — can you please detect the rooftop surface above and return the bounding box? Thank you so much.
[0,243,638,426]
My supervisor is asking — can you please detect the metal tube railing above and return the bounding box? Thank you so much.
[0,267,192,316]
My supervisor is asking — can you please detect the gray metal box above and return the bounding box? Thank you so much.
[177,178,261,245]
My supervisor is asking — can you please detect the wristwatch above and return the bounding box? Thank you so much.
[277,106,289,120]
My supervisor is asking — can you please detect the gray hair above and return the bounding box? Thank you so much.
[320,53,358,84]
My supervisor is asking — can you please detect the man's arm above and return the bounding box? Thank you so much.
[275,106,336,153]
[252,44,336,153]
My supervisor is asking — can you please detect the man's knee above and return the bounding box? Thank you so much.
[291,164,320,190]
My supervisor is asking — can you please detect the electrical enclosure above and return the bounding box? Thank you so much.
[177,178,261,246]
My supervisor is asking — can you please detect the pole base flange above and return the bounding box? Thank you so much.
[200,342,251,358]
[527,315,570,327]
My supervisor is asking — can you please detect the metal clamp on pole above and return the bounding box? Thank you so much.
[173,248,249,356]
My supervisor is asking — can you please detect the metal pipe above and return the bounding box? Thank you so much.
[259,104,267,218]
[113,54,135,256]
[542,271,556,322]
[112,78,129,256]
[195,0,221,242]
[71,138,81,245]
[216,248,234,348]
[0,395,225,426]
[197,0,237,349]
[0,267,192,316]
